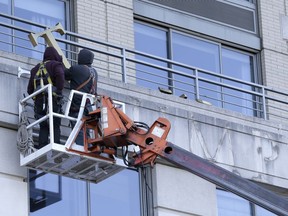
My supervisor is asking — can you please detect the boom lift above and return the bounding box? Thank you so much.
[18,85,288,216]
[17,24,288,215]
[66,94,288,216]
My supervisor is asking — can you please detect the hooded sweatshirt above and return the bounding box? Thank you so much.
[27,46,65,95]
[65,48,98,110]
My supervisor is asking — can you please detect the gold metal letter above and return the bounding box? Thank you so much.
[28,23,70,68]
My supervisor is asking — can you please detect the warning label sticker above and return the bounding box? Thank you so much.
[152,126,165,138]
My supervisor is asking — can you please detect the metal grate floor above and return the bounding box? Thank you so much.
[20,143,126,183]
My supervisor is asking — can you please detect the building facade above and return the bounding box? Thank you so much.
[1,0,288,215]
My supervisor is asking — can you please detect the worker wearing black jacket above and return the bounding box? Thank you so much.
[65,48,98,144]
[27,46,65,149]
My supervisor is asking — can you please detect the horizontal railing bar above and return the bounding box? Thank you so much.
[0,13,46,29]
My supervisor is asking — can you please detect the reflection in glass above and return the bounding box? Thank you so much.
[0,0,67,59]
[217,189,251,216]
[0,0,9,12]
[172,32,221,105]
[134,22,169,91]
[29,170,62,212]
[29,170,88,216]
[0,0,12,52]
[222,48,255,116]
[172,33,220,72]
[14,0,66,59]
[29,169,140,216]
[134,23,258,116]
[217,189,278,216]
[90,169,141,216]
[255,205,277,216]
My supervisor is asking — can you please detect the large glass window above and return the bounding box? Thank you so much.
[134,21,259,116]
[0,0,69,59]
[90,169,141,216]
[222,48,256,116]
[29,171,88,216]
[29,169,140,216]
[172,32,222,106]
[134,22,169,90]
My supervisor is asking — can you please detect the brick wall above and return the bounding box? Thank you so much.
[258,0,288,88]
[75,0,135,80]
[75,0,134,48]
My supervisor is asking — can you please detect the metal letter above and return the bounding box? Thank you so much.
[28,23,70,68]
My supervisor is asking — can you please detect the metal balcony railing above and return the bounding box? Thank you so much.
[2,12,288,123]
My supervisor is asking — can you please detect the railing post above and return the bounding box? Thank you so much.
[48,84,55,144]
[121,48,127,83]
[195,69,200,100]
[262,86,267,120]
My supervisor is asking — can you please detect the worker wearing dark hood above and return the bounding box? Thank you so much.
[65,48,98,145]
[65,48,97,96]
[28,46,64,95]
[27,46,65,149]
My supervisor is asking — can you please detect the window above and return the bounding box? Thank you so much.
[134,21,260,117]
[172,32,221,105]
[29,170,88,216]
[217,189,277,216]
[134,22,169,90]
[0,0,11,52]
[29,169,140,216]
[221,48,256,116]
[0,0,70,59]
[90,169,141,216]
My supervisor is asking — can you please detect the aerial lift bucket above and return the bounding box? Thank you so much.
[18,83,126,184]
